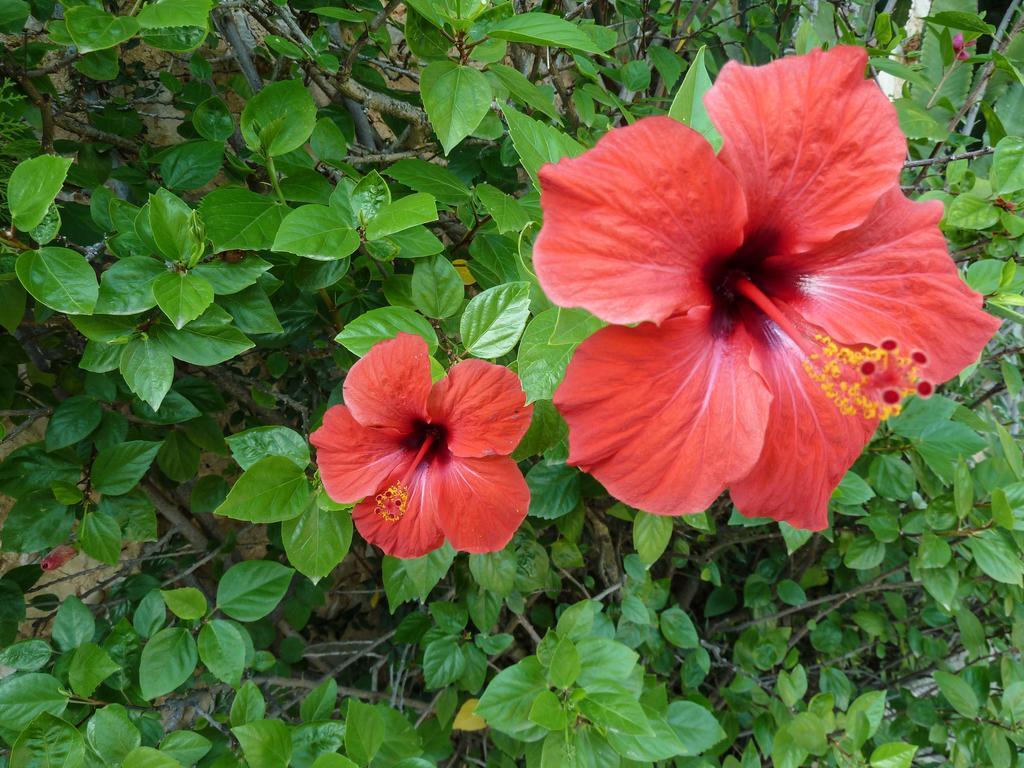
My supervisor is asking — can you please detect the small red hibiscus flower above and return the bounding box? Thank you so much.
[311,333,532,558]
[533,46,1000,531]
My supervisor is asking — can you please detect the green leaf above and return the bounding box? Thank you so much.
[65,6,140,52]
[501,105,585,185]
[894,98,948,141]
[421,61,492,154]
[241,80,317,157]
[139,627,198,699]
[124,746,182,768]
[527,461,580,520]
[487,13,612,53]
[660,606,699,649]
[476,656,548,737]
[159,140,223,190]
[153,271,215,329]
[423,637,466,688]
[666,700,726,755]
[547,636,580,688]
[149,188,203,264]
[667,45,721,150]
[7,155,73,230]
[272,204,360,261]
[0,640,52,672]
[381,545,455,611]
[53,597,95,651]
[411,254,463,318]
[45,395,102,451]
[215,455,311,523]
[579,690,652,736]
[0,0,29,33]
[152,305,254,365]
[934,670,979,718]
[0,673,69,731]
[385,159,472,204]
[217,560,295,622]
[226,426,310,470]
[198,619,246,687]
[78,510,122,565]
[461,281,531,358]
[488,63,561,122]
[120,336,175,411]
[95,257,164,315]
[92,441,162,495]
[365,193,438,240]
[137,0,212,29]
[11,713,85,767]
[475,183,531,234]
[160,587,207,620]
[16,247,99,315]
[199,188,289,252]
[88,706,142,764]
[300,678,338,723]
[232,719,292,768]
[345,700,385,765]
[870,742,918,768]
[965,530,1023,585]
[529,689,567,731]
[924,11,996,34]
[335,306,438,356]
[69,642,119,697]
[633,511,672,565]
[282,500,353,583]
[193,96,234,141]
[991,136,1024,194]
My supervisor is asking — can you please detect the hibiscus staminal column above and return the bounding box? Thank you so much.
[374,432,436,522]
[733,277,932,420]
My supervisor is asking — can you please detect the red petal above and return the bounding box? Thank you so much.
[428,359,532,458]
[705,46,905,252]
[352,466,444,558]
[782,188,1001,382]
[534,116,746,325]
[554,307,771,515]
[435,455,529,553]
[311,405,409,504]
[729,342,877,530]
[343,333,431,432]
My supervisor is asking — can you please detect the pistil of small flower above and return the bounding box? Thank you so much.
[374,433,436,522]
[733,278,932,420]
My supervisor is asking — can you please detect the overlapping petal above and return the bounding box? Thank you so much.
[428,359,532,458]
[534,116,747,325]
[705,46,905,252]
[352,466,444,558]
[434,455,529,553]
[555,307,772,515]
[311,405,410,504]
[729,338,877,530]
[343,333,432,431]
[776,189,1000,382]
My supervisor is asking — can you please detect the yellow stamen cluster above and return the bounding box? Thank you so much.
[375,482,409,522]
[802,334,919,421]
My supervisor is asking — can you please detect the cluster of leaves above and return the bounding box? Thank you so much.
[1,0,1024,766]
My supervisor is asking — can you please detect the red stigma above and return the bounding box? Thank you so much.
[882,389,901,405]
[912,351,928,365]
[916,381,934,397]
[860,361,876,376]
[881,339,898,351]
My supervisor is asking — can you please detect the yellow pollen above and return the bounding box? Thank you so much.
[801,334,926,421]
[375,482,409,522]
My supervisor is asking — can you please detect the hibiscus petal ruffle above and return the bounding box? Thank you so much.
[311,405,410,504]
[434,455,529,553]
[705,46,905,252]
[534,116,747,325]
[777,188,1000,383]
[343,333,432,432]
[352,466,444,558]
[554,306,771,515]
[428,359,532,458]
[729,339,877,530]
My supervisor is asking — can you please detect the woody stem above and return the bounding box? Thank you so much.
[400,433,435,486]
[733,278,817,356]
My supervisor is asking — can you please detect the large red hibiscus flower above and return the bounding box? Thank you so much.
[533,46,1000,530]
[311,333,532,557]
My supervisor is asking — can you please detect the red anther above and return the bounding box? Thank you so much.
[916,381,934,397]
[860,361,877,376]
[912,351,928,365]
[881,339,898,351]
[40,545,76,571]
[882,389,901,405]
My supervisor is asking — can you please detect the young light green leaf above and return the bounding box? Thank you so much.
[421,61,492,154]
[7,155,72,230]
